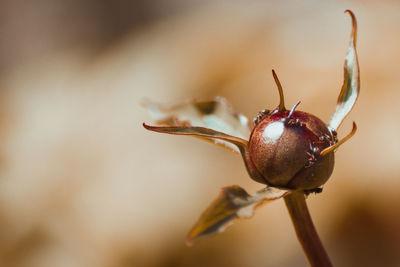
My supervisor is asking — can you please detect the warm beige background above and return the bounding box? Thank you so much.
[0,1,399,266]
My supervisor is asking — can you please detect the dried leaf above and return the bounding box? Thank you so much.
[186,185,289,246]
[143,123,248,150]
[143,97,251,153]
[329,10,360,130]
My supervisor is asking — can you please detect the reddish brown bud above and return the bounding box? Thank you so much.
[248,109,335,190]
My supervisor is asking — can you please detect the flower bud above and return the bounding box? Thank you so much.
[248,109,335,190]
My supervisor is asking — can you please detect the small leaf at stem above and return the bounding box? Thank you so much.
[186,185,289,246]
[143,97,251,153]
[329,10,360,130]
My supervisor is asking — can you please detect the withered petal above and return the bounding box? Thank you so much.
[186,185,289,246]
[329,10,360,130]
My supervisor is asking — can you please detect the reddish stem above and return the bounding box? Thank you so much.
[284,191,333,267]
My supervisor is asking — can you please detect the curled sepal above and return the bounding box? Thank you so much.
[143,97,251,153]
[186,185,289,246]
[272,70,286,111]
[320,122,357,156]
[329,10,360,130]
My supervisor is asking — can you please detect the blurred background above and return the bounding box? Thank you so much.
[0,0,399,266]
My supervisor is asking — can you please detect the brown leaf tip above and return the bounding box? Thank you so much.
[142,122,155,131]
[345,10,357,45]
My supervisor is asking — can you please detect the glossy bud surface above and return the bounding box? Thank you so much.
[248,110,335,190]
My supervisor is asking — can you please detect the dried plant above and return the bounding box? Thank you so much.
[143,10,359,267]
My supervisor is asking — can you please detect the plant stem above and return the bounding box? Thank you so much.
[284,191,332,267]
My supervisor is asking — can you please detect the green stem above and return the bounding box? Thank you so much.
[284,191,333,267]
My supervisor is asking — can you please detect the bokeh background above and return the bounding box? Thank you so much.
[0,0,399,266]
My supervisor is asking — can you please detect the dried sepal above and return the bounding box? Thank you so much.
[320,122,357,156]
[186,185,289,246]
[329,10,360,130]
[143,123,248,150]
[272,70,286,111]
[143,97,251,153]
